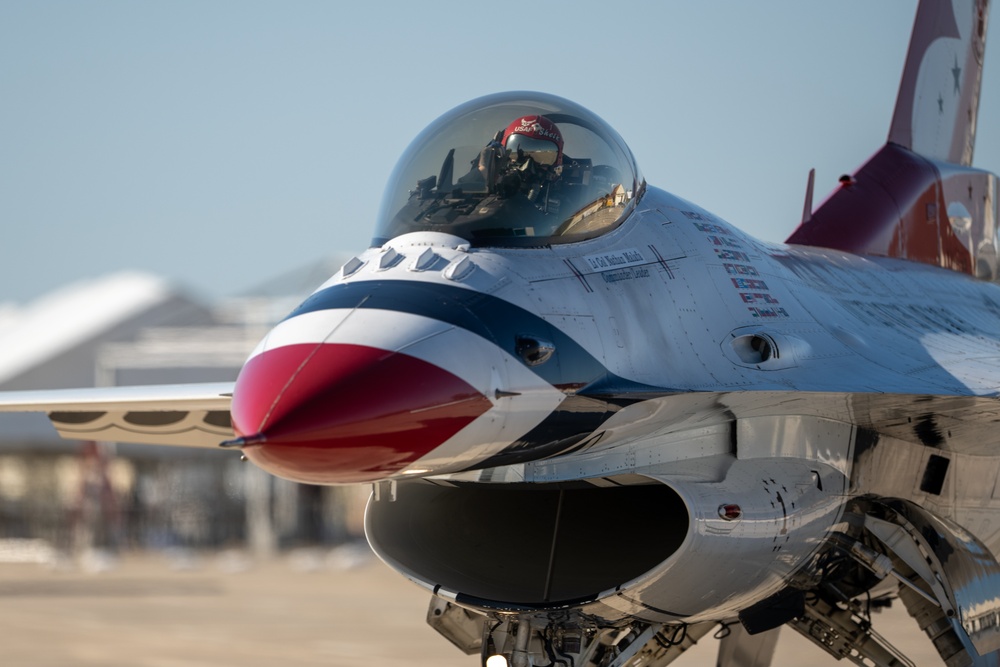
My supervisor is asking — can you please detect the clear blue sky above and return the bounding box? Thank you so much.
[1,1,997,303]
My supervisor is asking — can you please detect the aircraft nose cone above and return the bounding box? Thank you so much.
[230,341,493,484]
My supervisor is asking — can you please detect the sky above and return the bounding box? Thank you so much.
[1,1,997,304]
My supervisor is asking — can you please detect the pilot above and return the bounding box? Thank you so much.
[496,115,564,201]
[502,115,563,170]
[459,115,565,203]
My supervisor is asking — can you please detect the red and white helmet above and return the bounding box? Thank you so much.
[502,115,563,166]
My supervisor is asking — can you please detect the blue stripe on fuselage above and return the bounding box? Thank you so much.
[286,279,673,468]
[287,279,607,390]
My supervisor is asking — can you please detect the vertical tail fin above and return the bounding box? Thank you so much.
[788,0,997,280]
[889,0,990,165]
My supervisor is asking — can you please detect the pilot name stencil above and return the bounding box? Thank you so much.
[583,248,646,272]
[602,267,651,284]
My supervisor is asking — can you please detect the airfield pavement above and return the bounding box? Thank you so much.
[0,547,946,667]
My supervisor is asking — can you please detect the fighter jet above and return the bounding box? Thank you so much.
[0,1,997,665]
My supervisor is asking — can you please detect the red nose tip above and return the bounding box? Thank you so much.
[230,343,492,484]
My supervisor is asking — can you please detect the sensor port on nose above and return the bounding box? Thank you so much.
[515,335,555,366]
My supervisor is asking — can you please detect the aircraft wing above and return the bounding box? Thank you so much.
[0,382,234,448]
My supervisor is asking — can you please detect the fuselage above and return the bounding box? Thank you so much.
[225,183,1000,622]
[232,182,1000,489]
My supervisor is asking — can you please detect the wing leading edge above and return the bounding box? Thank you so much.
[0,382,234,448]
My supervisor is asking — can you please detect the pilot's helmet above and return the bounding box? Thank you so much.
[502,115,563,167]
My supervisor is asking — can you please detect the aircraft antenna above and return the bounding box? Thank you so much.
[801,168,815,225]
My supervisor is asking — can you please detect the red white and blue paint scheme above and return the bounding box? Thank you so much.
[1,1,998,665]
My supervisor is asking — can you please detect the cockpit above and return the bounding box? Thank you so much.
[372,92,644,248]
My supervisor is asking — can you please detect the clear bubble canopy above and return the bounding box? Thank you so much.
[373,92,644,248]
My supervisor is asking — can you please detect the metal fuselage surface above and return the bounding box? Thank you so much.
[234,183,1000,624]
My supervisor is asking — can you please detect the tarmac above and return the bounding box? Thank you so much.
[0,546,945,667]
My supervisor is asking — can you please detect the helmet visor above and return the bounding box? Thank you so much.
[505,134,560,166]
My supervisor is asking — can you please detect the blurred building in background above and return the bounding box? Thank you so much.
[0,257,369,559]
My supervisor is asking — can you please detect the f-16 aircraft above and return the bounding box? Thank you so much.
[1,1,997,665]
